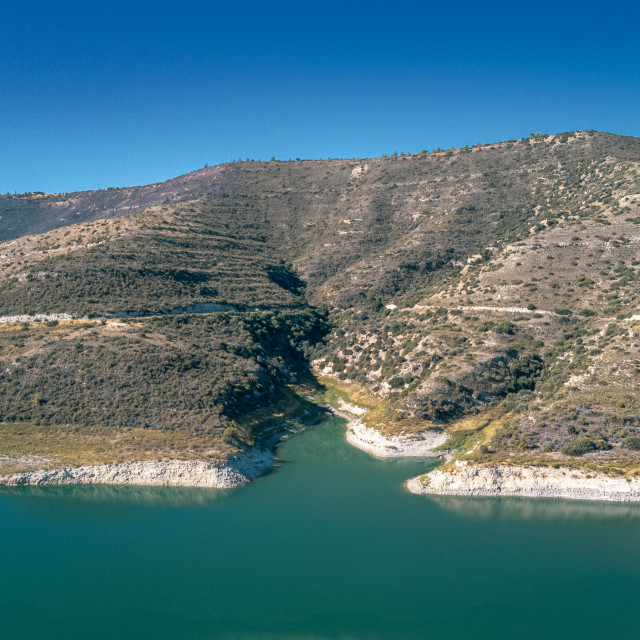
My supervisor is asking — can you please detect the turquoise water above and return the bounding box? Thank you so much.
[2,417,640,639]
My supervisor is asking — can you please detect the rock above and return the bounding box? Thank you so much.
[0,448,275,489]
[407,464,640,502]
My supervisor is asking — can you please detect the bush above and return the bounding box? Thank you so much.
[494,322,516,335]
[562,438,596,456]
[623,436,640,451]
[222,426,239,444]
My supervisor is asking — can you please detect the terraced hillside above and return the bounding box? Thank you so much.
[0,198,329,473]
[0,201,307,316]
[0,164,241,242]
[2,130,640,474]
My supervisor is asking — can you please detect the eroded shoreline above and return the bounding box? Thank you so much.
[334,398,447,458]
[406,461,640,502]
[0,448,275,489]
[334,395,640,503]
[4,394,640,501]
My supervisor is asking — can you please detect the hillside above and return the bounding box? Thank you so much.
[2,130,640,476]
[0,165,240,242]
[0,200,308,316]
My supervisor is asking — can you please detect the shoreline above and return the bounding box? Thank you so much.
[334,398,447,458]
[406,461,640,502]
[0,398,319,489]
[0,395,446,488]
[0,447,275,489]
[5,393,640,501]
[330,393,640,503]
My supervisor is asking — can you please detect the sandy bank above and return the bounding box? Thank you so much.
[336,399,447,458]
[406,461,640,502]
[0,448,275,489]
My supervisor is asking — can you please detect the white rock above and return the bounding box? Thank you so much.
[407,464,640,502]
[0,448,275,489]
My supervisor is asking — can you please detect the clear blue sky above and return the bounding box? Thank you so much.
[2,0,639,194]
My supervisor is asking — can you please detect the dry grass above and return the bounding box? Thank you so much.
[318,375,441,436]
[0,423,230,472]
[316,375,384,410]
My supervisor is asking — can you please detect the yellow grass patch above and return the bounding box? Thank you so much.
[316,375,383,410]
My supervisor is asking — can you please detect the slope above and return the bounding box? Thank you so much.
[2,130,640,476]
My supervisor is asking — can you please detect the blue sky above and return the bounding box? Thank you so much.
[1,0,639,193]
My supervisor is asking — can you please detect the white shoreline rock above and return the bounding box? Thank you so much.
[406,462,640,502]
[336,398,367,416]
[346,421,447,457]
[0,448,275,489]
[336,398,446,458]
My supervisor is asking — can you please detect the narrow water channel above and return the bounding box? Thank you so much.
[1,416,639,639]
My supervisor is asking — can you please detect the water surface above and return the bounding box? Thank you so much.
[2,417,640,639]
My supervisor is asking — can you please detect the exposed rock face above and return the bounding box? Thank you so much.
[0,312,77,324]
[406,462,640,502]
[334,398,447,458]
[0,448,274,488]
[346,421,447,458]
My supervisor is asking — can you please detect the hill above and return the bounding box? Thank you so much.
[2,130,640,476]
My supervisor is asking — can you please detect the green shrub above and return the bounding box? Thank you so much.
[494,322,516,335]
[222,426,239,444]
[562,438,596,456]
[623,436,640,451]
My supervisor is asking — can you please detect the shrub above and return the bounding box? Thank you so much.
[623,436,640,451]
[562,438,596,456]
[494,322,515,335]
[222,426,239,444]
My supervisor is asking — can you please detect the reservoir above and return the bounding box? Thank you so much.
[1,416,640,639]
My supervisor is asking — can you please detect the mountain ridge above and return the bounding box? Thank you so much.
[3,129,639,243]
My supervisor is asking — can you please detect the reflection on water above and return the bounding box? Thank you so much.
[1,417,640,640]
[0,483,233,508]
[427,494,640,520]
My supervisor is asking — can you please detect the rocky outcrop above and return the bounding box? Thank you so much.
[0,448,275,488]
[333,398,447,458]
[346,421,447,458]
[407,461,640,502]
[0,312,77,324]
